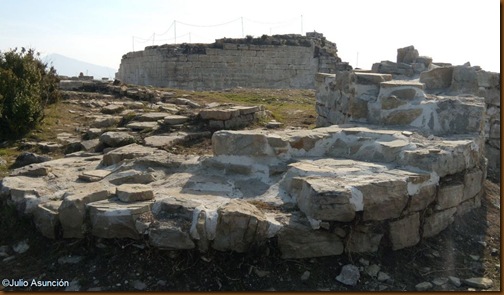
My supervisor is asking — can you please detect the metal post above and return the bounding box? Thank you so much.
[301,15,303,35]
[241,17,244,37]
[174,21,176,45]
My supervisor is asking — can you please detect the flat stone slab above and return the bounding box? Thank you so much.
[200,108,240,121]
[78,169,112,182]
[144,134,187,148]
[116,184,154,202]
[163,115,189,125]
[137,112,172,122]
[380,80,425,89]
[88,198,154,239]
[126,121,159,131]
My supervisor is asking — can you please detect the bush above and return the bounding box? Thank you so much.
[0,48,60,139]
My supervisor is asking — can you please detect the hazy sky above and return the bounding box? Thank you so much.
[0,0,500,72]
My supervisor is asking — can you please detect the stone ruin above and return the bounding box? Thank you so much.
[116,33,351,90]
[0,45,498,259]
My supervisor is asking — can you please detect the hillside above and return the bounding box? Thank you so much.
[43,53,116,79]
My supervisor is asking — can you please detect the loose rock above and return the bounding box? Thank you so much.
[336,264,360,286]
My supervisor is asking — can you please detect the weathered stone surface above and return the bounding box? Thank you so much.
[462,169,483,201]
[13,152,52,168]
[345,225,383,253]
[126,121,159,131]
[101,104,125,114]
[383,108,423,125]
[359,179,408,221]
[212,200,269,252]
[116,184,154,202]
[336,264,360,286]
[423,207,457,238]
[137,112,171,122]
[99,131,135,147]
[163,115,189,125]
[420,67,454,90]
[415,281,433,291]
[101,144,165,166]
[277,214,344,259]
[88,198,153,239]
[108,169,155,185]
[408,183,437,212]
[78,169,112,182]
[397,45,419,64]
[213,130,271,156]
[389,213,420,250]
[200,109,240,121]
[91,116,121,128]
[463,277,493,289]
[59,188,114,238]
[144,134,186,148]
[149,220,195,249]
[436,183,463,210]
[297,177,355,222]
[33,201,62,239]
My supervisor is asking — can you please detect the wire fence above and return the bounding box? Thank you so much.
[131,15,304,51]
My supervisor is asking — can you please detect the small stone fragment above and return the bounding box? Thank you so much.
[448,276,461,287]
[336,264,360,286]
[301,271,310,281]
[463,277,493,289]
[415,281,433,291]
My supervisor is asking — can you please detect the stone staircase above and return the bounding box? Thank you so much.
[0,72,487,259]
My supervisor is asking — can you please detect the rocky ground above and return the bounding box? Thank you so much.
[0,87,500,291]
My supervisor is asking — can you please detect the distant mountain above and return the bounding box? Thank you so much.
[42,53,117,79]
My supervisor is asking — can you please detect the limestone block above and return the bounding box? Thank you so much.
[101,104,125,114]
[450,66,479,94]
[360,179,408,221]
[397,46,419,64]
[116,184,154,203]
[151,196,202,220]
[419,67,454,90]
[436,183,463,210]
[163,115,189,125]
[126,121,159,131]
[1,176,46,213]
[277,213,344,259]
[389,212,420,250]
[59,188,114,238]
[380,80,425,90]
[422,207,457,238]
[462,169,483,201]
[91,116,121,128]
[88,198,153,239]
[33,200,62,239]
[137,112,172,122]
[436,97,485,135]
[345,225,384,253]
[101,144,166,166]
[456,193,482,216]
[108,169,155,185]
[354,72,392,85]
[382,108,423,126]
[408,183,437,212]
[297,177,355,222]
[212,130,273,156]
[149,220,195,249]
[99,132,135,148]
[144,134,186,148]
[212,200,269,252]
[200,109,240,121]
[78,169,112,182]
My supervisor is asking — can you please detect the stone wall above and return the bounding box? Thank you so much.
[316,46,500,181]
[116,33,350,90]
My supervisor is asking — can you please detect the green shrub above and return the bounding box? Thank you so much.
[0,48,60,139]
